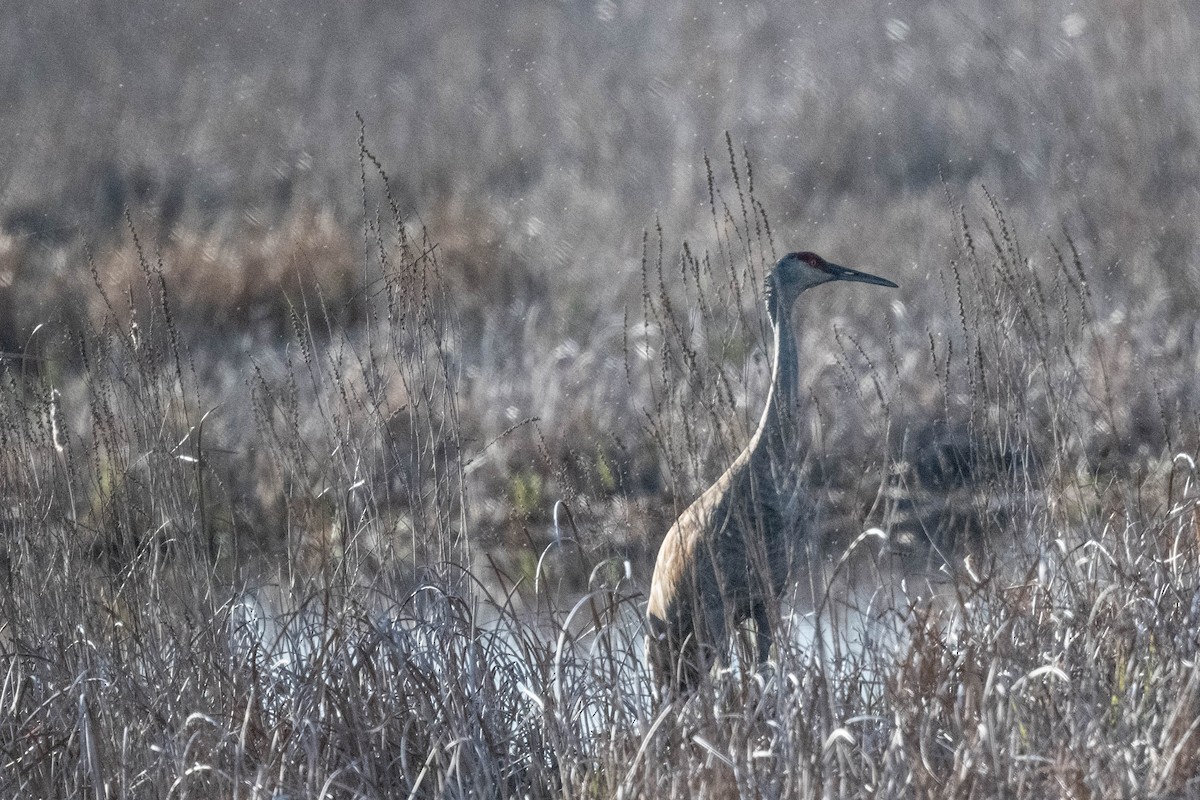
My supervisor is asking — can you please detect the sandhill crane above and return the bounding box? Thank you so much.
[646,251,898,693]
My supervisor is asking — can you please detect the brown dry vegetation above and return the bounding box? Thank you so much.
[3,0,1200,797]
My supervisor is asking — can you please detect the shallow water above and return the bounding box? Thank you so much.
[228,545,939,736]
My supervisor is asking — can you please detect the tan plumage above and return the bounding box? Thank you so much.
[646,251,898,693]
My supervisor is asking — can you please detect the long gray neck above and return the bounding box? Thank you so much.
[750,286,800,457]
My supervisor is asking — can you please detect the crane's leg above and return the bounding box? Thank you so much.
[701,601,728,671]
[753,601,773,664]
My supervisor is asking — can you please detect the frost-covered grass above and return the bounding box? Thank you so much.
[4,149,1200,796]
[4,1,1200,795]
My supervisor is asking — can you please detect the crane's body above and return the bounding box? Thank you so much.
[646,251,897,693]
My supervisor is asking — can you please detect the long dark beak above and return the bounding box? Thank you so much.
[826,262,899,288]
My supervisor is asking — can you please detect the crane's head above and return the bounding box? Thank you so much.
[767,251,897,313]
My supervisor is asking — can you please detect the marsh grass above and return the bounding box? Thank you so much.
[4,1,1200,794]
[3,133,1200,798]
